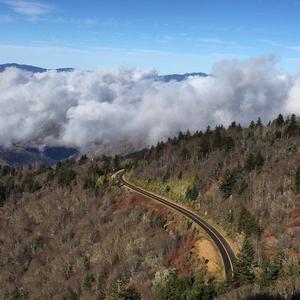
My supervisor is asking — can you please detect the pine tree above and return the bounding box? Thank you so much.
[199,136,210,159]
[225,136,235,152]
[212,128,224,149]
[0,182,5,207]
[233,237,256,286]
[295,166,300,194]
[256,117,262,128]
[112,155,121,171]
[205,126,211,135]
[238,207,260,236]
[79,154,88,165]
[155,272,189,300]
[275,114,284,126]
[245,152,264,172]
[181,147,191,160]
[229,121,236,129]
[285,114,298,136]
[163,169,171,183]
[186,272,216,300]
[219,169,237,199]
[254,151,265,170]
[259,254,284,287]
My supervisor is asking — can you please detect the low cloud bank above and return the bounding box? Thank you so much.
[0,55,299,150]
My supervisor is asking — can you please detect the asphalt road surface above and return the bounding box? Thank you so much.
[115,170,236,279]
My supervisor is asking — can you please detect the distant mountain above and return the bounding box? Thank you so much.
[0,63,74,73]
[0,64,208,82]
[158,72,208,82]
[0,145,78,166]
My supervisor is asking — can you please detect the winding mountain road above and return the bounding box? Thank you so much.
[115,170,236,279]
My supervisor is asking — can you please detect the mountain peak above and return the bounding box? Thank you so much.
[0,63,74,73]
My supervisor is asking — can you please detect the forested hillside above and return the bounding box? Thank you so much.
[0,157,216,299]
[1,114,300,299]
[129,114,300,299]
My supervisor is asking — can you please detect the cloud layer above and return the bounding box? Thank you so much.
[0,56,299,151]
[3,0,53,17]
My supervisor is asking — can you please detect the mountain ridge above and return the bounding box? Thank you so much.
[0,63,74,73]
[0,63,208,81]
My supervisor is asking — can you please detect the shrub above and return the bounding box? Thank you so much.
[62,287,79,300]
[185,184,198,201]
[118,285,142,300]
[83,273,95,291]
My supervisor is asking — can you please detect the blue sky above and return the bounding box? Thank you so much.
[0,0,300,74]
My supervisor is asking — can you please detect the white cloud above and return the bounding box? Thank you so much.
[3,0,53,17]
[0,56,299,151]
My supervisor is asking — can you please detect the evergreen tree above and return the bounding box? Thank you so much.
[224,136,235,152]
[295,166,300,194]
[186,184,198,201]
[102,155,112,174]
[238,207,260,236]
[275,114,284,126]
[0,182,6,207]
[244,152,265,172]
[233,237,256,286]
[205,126,212,135]
[256,117,262,128]
[212,128,224,149]
[163,169,171,183]
[186,273,216,300]
[178,131,185,140]
[185,129,191,139]
[229,121,236,129]
[199,136,210,159]
[249,120,255,129]
[112,155,121,171]
[244,154,255,171]
[57,167,77,188]
[285,114,298,136]
[219,169,237,199]
[155,272,189,300]
[79,154,88,165]
[180,147,191,160]
[259,254,284,287]
[254,151,265,170]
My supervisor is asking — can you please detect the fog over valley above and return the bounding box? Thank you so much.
[0,56,299,152]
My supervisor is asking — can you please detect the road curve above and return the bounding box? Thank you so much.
[115,170,236,279]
